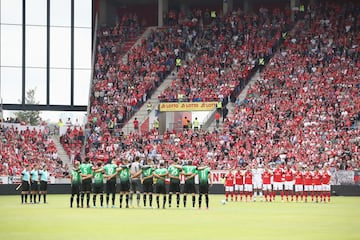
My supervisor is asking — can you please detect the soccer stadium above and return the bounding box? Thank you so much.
[0,0,359,239]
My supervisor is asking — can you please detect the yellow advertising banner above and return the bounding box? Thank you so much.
[159,102,217,112]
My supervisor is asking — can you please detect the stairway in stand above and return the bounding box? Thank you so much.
[122,29,146,53]
[50,135,71,167]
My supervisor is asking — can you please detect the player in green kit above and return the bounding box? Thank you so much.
[197,164,212,209]
[38,165,49,204]
[70,161,81,208]
[103,158,118,208]
[79,157,93,208]
[118,159,131,208]
[153,162,168,209]
[141,158,155,208]
[181,160,198,208]
[92,161,105,207]
[168,158,182,208]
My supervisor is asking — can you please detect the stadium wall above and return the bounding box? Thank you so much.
[0,184,359,196]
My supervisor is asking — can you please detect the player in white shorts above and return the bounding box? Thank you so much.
[252,164,263,201]
[234,167,244,201]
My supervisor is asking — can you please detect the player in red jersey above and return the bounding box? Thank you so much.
[303,167,313,203]
[294,164,304,202]
[261,166,272,202]
[224,169,235,201]
[244,166,253,201]
[272,164,284,201]
[312,167,322,203]
[284,165,295,201]
[321,166,331,202]
[234,166,244,201]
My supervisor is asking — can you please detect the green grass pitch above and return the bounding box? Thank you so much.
[0,195,359,240]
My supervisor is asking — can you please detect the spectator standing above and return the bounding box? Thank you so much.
[133,118,139,131]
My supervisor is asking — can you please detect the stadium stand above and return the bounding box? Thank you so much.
[82,1,359,171]
[158,8,289,103]
[0,124,64,177]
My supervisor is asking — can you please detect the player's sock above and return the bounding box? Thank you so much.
[136,193,140,206]
[245,191,248,201]
[285,190,288,201]
[304,191,308,202]
[183,195,187,207]
[199,194,202,208]
[86,193,90,207]
[205,194,209,208]
[93,195,96,207]
[143,194,147,207]
[311,192,314,201]
[300,192,303,201]
[156,196,160,208]
[76,195,80,207]
[106,194,110,206]
[119,194,123,208]
[280,191,284,200]
[21,194,24,204]
[176,193,180,207]
[80,193,84,207]
[254,191,257,201]
[235,192,238,201]
[290,191,294,201]
[70,195,74,208]
[112,193,116,206]
[250,192,253,201]
[100,195,104,207]
[192,195,196,208]
[125,194,129,208]
[163,196,166,208]
[168,193,172,207]
[259,191,263,200]
[129,193,133,206]
[149,194,153,207]
[328,192,331,202]
[240,191,243,201]
[43,194,47,203]
[25,194,28,203]
[30,194,33,203]
[33,194,37,203]
[225,191,229,201]
[296,192,299,201]
[231,192,234,201]
[38,194,41,202]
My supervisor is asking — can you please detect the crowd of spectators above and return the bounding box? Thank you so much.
[158,8,289,103]
[222,1,360,170]
[84,2,359,172]
[0,125,66,177]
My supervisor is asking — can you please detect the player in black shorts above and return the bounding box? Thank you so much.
[118,159,131,208]
[197,163,212,209]
[153,163,168,209]
[79,157,93,208]
[70,161,81,208]
[168,158,182,208]
[141,158,155,208]
[92,161,105,207]
[104,158,118,208]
